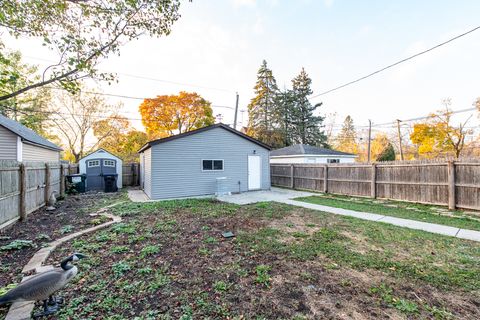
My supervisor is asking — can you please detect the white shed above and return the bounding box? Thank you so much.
[270,144,356,164]
[79,149,122,191]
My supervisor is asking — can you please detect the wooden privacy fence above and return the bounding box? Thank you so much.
[0,161,69,226]
[271,159,480,210]
[0,161,141,227]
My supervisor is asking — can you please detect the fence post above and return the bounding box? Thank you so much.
[323,165,328,193]
[131,163,136,186]
[19,164,27,221]
[290,164,294,189]
[447,161,456,210]
[60,164,65,197]
[44,163,51,204]
[371,163,376,198]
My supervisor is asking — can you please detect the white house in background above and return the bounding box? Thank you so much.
[79,149,122,191]
[270,144,356,164]
[0,114,62,162]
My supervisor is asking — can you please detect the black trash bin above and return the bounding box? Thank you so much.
[66,174,87,193]
[103,174,118,193]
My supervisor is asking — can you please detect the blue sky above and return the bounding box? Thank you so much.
[11,0,480,136]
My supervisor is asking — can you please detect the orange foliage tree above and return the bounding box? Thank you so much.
[139,91,215,138]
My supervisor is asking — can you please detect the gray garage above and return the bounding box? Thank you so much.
[138,124,271,200]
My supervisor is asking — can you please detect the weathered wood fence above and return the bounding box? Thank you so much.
[0,161,69,227]
[0,161,141,227]
[271,159,480,210]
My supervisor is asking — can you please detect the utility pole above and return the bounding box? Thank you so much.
[367,119,372,163]
[396,119,404,160]
[233,92,239,130]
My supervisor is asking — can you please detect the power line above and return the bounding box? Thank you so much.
[44,86,235,109]
[20,54,234,93]
[372,107,477,127]
[310,25,480,99]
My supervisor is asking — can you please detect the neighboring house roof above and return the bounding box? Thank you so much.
[271,144,355,157]
[138,123,271,153]
[0,114,62,151]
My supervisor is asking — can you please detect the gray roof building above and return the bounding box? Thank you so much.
[271,144,354,157]
[270,144,356,164]
[0,114,62,162]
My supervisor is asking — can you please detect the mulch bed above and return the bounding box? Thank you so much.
[0,192,122,290]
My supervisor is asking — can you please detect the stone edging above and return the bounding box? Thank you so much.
[5,202,124,320]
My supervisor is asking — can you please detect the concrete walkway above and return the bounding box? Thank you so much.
[219,188,480,242]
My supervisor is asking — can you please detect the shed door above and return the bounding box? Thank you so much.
[86,158,116,191]
[248,155,261,190]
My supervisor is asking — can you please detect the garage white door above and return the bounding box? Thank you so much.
[248,155,261,190]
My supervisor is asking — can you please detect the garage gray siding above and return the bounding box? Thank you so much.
[143,148,152,198]
[149,127,270,200]
[22,143,59,162]
[0,126,17,160]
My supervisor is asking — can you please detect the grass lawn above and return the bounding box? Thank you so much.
[295,194,480,231]
[22,197,478,319]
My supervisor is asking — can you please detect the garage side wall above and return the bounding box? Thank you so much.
[143,148,152,198]
[22,143,59,162]
[149,127,270,200]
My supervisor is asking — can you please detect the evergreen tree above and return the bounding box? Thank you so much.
[376,143,396,161]
[275,88,296,147]
[335,115,358,154]
[247,60,282,146]
[290,68,327,146]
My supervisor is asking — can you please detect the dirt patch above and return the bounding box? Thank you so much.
[0,192,122,289]
[26,202,479,319]
[268,211,323,243]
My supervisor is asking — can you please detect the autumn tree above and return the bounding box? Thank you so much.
[0,50,52,136]
[139,91,215,139]
[247,60,282,146]
[93,116,148,163]
[0,0,182,101]
[335,115,358,154]
[290,68,327,146]
[410,100,472,158]
[48,90,117,162]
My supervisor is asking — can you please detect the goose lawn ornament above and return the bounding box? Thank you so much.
[46,191,58,211]
[0,253,86,317]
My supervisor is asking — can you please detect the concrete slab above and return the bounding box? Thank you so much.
[218,187,315,205]
[127,189,150,202]
[456,229,480,242]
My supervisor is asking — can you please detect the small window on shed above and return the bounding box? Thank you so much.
[202,159,223,171]
[327,159,340,164]
[88,160,100,167]
[104,160,115,167]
